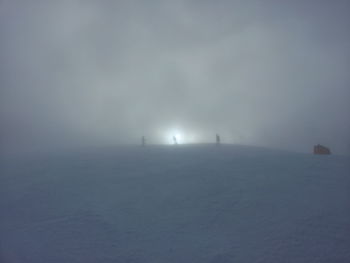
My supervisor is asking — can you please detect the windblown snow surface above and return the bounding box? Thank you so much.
[1,144,350,262]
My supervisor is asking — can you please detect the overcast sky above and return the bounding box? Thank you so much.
[1,0,349,154]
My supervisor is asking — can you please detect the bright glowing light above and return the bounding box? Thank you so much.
[160,127,199,145]
[166,129,183,144]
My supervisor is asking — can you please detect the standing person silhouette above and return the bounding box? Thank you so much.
[173,136,178,145]
[216,134,220,146]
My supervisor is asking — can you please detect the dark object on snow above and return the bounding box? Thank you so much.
[216,134,220,146]
[314,144,331,155]
[142,136,146,147]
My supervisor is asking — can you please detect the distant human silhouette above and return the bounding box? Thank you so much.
[142,136,146,147]
[216,134,221,146]
[173,136,178,145]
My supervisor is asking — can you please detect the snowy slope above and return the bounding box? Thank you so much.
[1,145,350,262]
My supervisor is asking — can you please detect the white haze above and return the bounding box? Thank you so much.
[1,0,349,154]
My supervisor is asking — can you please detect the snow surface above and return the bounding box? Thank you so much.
[1,144,350,262]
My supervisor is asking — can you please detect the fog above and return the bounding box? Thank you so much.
[1,0,349,154]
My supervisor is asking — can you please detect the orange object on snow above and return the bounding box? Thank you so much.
[314,144,331,155]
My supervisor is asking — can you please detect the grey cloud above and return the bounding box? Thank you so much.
[1,0,349,154]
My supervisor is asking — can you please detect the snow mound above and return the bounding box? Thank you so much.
[1,145,350,262]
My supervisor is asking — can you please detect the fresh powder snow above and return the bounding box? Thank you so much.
[1,144,349,262]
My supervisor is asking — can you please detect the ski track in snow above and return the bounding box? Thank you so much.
[1,145,350,262]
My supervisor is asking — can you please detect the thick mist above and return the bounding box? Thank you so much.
[1,0,350,154]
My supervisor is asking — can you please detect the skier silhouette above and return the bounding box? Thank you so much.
[216,134,220,146]
[173,136,178,145]
[142,136,146,147]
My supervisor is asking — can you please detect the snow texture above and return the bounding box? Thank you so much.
[1,145,350,262]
